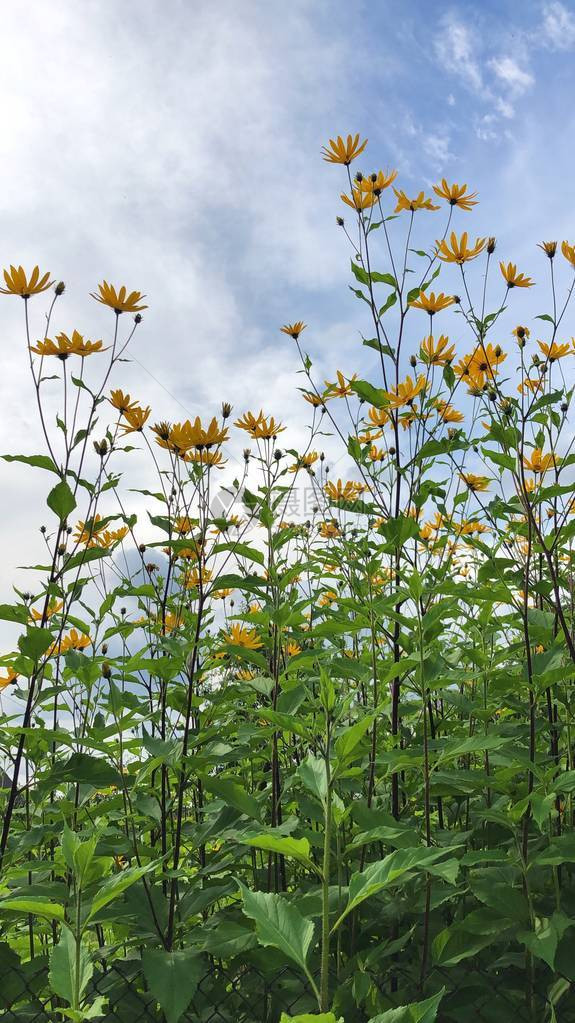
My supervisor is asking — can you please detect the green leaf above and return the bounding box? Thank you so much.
[237,882,315,973]
[142,949,204,1023]
[47,480,77,521]
[241,834,319,874]
[518,912,572,970]
[49,928,93,1007]
[18,626,54,662]
[2,453,59,474]
[333,847,458,930]
[281,1015,341,1023]
[0,897,66,922]
[367,988,444,1023]
[0,603,29,624]
[201,775,261,820]
[296,753,328,806]
[87,861,157,921]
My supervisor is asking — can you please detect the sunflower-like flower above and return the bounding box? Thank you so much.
[459,472,490,493]
[500,262,533,288]
[523,447,556,474]
[0,667,18,690]
[512,325,530,341]
[518,375,544,396]
[384,374,426,410]
[109,389,139,414]
[360,169,398,195]
[321,134,368,165]
[409,291,455,315]
[538,340,571,362]
[119,405,151,434]
[393,189,439,213]
[435,401,464,423]
[30,599,63,622]
[432,180,478,211]
[420,334,456,366]
[286,641,302,657]
[91,281,148,314]
[324,370,357,398]
[289,451,319,473]
[369,444,386,461]
[234,410,285,439]
[538,241,557,259]
[319,521,340,539]
[368,406,390,428]
[0,265,53,297]
[187,449,226,467]
[223,623,262,650]
[302,390,325,408]
[561,241,575,268]
[280,321,306,340]
[324,479,367,502]
[318,590,338,606]
[73,515,106,546]
[49,628,91,657]
[30,331,106,360]
[340,187,377,212]
[436,231,486,265]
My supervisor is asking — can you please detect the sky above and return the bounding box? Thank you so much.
[1,0,575,616]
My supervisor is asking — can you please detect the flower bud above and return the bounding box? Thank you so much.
[336,216,344,227]
[134,313,143,324]
[487,237,496,254]
[102,661,112,679]
[55,281,66,296]
[221,402,232,419]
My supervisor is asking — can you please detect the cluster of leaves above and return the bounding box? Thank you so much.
[2,139,575,1023]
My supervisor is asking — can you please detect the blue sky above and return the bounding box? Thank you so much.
[1,0,575,600]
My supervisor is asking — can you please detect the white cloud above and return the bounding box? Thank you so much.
[488,56,534,94]
[541,1,575,49]
[434,15,483,91]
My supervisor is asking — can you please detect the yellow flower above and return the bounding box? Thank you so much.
[538,340,571,361]
[459,473,490,493]
[435,401,463,423]
[318,590,338,607]
[518,376,544,395]
[538,241,557,258]
[302,390,325,408]
[234,410,285,439]
[237,669,256,680]
[420,334,455,366]
[340,187,377,212]
[0,265,53,297]
[368,406,389,427]
[324,370,357,398]
[286,641,301,657]
[289,451,319,473]
[182,567,212,589]
[119,405,151,434]
[523,448,556,474]
[212,588,233,600]
[561,240,575,268]
[280,321,306,340]
[30,331,106,360]
[359,169,398,195]
[319,521,340,539]
[187,449,226,467]
[500,262,533,288]
[74,515,105,546]
[49,628,91,657]
[384,374,426,410]
[409,291,455,314]
[512,325,530,341]
[432,179,478,211]
[393,189,440,213]
[436,231,486,264]
[369,444,386,461]
[224,623,262,650]
[174,515,198,534]
[30,599,63,622]
[91,281,148,314]
[324,479,367,502]
[110,389,139,414]
[321,134,368,165]
[0,667,18,690]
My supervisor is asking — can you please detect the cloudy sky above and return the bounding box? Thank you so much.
[1,0,575,609]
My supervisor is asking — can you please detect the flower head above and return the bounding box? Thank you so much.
[119,405,151,434]
[234,411,285,439]
[324,370,357,398]
[459,473,490,493]
[321,134,368,165]
[0,265,53,297]
[538,340,571,362]
[500,262,533,288]
[91,281,148,314]
[280,321,306,340]
[289,451,319,473]
[393,189,440,213]
[0,667,18,690]
[384,374,426,410]
[523,448,556,474]
[360,169,398,195]
[435,401,464,423]
[432,180,478,211]
[420,334,456,366]
[30,331,106,360]
[110,389,139,414]
[224,623,262,649]
[436,232,486,264]
[340,187,377,212]
[325,479,367,502]
[409,291,455,315]
[538,241,557,259]
[561,240,575,268]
